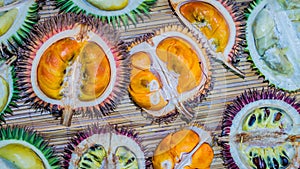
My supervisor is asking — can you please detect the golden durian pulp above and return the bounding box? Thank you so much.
[37,38,111,101]
[0,8,18,36]
[0,144,45,169]
[180,2,229,53]
[86,0,129,11]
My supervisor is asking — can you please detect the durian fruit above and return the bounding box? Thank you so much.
[54,0,157,28]
[128,25,212,123]
[16,13,130,126]
[0,125,60,169]
[62,124,145,168]
[0,0,43,48]
[152,124,214,169]
[219,88,300,169]
[246,0,300,91]
[169,0,246,76]
[0,44,19,123]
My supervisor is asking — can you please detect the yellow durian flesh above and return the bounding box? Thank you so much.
[0,144,45,169]
[0,8,18,36]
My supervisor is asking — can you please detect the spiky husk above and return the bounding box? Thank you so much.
[220,88,300,168]
[2,0,44,49]
[0,125,60,169]
[62,124,144,168]
[16,13,129,119]
[128,25,212,124]
[54,0,157,28]
[0,44,19,124]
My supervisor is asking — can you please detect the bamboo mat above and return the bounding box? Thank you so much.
[3,0,299,168]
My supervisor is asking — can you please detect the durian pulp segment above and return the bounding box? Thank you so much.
[247,0,300,91]
[72,0,146,17]
[0,0,35,45]
[0,144,45,169]
[68,132,144,168]
[32,28,116,109]
[0,76,9,112]
[0,8,18,36]
[228,100,300,169]
[153,127,213,169]
[179,1,229,53]
[129,31,209,117]
[0,60,13,114]
[0,158,18,169]
[86,0,129,11]
[78,144,107,168]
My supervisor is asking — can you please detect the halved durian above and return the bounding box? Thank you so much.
[62,124,145,169]
[220,88,300,169]
[55,0,157,28]
[0,44,18,123]
[16,13,130,126]
[169,0,246,76]
[0,126,60,169]
[128,25,212,123]
[0,0,43,47]
[246,0,300,91]
[152,125,214,169]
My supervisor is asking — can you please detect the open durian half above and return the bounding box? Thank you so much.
[152,124,214,169]
[55,0,157,28]
[0,44,18,123]
[128,25,212,123]
[0,125,60,169]
[246,0,300,91]
[169,0,246,76]
[0,0,42,47]
[62,124,145,169]
[220,88,300,169]
[17,13,130,126]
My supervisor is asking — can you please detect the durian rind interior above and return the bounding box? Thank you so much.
[129,31,209,117]
[247,0,300,91]
[228,100,300,169]
[32,29,116,109]
[0,60,14,115]
[69,132,145,168]
[152,126,214,169]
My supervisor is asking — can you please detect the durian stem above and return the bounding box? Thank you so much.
[61,107,73,127]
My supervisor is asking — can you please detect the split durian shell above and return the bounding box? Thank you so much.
[0,44,19,123]
[55,0,157,28]
[16,13,130,126]
[220,88,300,169]
[152,124,214,169]
[169,0,246,76]
[62,124,145,169]
[127,25,212,123]
[0,0,43,48]
[246,0,300,91]
[0,125,60,169]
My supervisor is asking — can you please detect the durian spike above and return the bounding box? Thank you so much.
[4,55,16,66]
[61,106,73,127]
[215,53,245,77]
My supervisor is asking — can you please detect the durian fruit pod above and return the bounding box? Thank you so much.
[127,24,212,124]
[169,0,246,77]
[0,125,60,169]
[245,0,300,91]
[16,13,130,126]
[62,124,146,169]
[0,0,44,49]
[0,43,19,124]
[152,123,215,169]
[218,88,300,169]
[54,0,157,29]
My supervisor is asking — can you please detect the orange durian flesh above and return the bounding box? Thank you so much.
[180,2,229,53]
[79,42,111,101]
[153,129,214,169]
[129,70,167,111]
[156,37,202,93]
[37,38,82,99]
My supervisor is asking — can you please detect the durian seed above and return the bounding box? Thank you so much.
[253,156,266,169]
[274,112,282,122]
[273,158,279,168]
[248,114,256,127]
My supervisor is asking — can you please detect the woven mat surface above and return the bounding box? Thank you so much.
[3,0,299,168]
